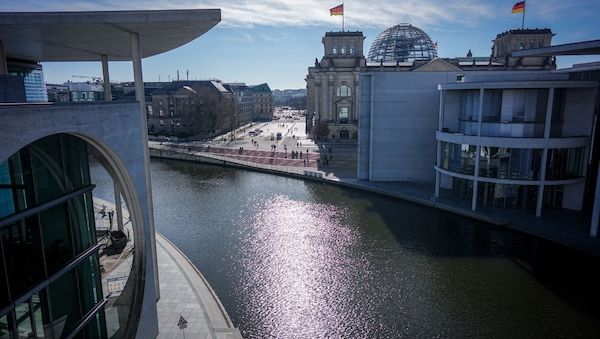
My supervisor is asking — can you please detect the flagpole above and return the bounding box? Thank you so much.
[342,1,345,32]
[522,0,525,29]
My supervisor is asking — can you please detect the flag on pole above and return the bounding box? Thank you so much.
[512,1,525,14]
[330,4,344,16]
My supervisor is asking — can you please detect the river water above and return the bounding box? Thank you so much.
[92,158,600,338]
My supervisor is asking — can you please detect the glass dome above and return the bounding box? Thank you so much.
[367,23,437,63]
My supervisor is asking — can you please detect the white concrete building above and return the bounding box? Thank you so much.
[0,9,220,338]
[435,73,597,218]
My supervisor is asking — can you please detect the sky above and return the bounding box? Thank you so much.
[3,0,600,89]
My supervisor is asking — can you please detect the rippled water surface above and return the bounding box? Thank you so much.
[92,159,600,338]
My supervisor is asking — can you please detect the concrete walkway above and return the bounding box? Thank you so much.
[149,144,600,257]
[155,233,241,339]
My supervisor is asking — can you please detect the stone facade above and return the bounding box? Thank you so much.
[306,31,366,139]
[250,83,273,121]
[149,80,235,139]
[492,29,554,69]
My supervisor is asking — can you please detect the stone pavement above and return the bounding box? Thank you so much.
[155,233,242,339]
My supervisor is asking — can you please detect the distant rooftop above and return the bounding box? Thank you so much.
[325,31,364,37]
[496,28,553,38]
[0,9,221,62]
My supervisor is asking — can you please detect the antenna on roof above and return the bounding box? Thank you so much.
[186,70,189,81]
[177,70,180,81]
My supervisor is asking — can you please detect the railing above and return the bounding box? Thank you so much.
[148,145,331,179]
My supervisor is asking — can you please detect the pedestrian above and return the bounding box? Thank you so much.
[300,152,303,159]
[330,154,333,160]
[303,159,306,166]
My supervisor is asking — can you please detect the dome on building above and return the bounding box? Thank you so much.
[367,23,437,63]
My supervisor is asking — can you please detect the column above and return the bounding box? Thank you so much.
[354,79,360,125]
[591,161,600,237]
[472,88,485,211]
[329,80,335,123]
[114,182,124,232]
[0,40,7,75]
[536,88,554,217]
[101,54,112,101]
[435,89,445,198]
[131,32,160,300]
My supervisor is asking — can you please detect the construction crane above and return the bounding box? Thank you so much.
[72,75,102,82]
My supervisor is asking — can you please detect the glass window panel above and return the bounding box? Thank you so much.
[30,135,66,204]
[70,193,97,254]
[2,217,45,297]
[49,269,81,338]
[0,314,11,338]
[81,311,106,339]
[7,152,34,215]
[0,245,8,310]
[62,135,90,191]
[15,301,33,338]
[32,290,52,338]
[40,203,74,275]
[78,255,103,316]
[0,160,17,219]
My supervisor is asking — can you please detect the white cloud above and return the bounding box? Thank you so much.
[4,0,496,29]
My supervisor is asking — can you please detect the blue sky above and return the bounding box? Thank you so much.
[5,0,600,89]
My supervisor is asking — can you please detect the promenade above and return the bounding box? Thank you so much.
[148,143,600,257]
[93,199,241,338]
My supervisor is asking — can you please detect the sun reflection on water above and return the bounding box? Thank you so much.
[235,194,366,338]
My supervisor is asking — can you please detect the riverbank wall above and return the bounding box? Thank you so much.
[149,146,600,257]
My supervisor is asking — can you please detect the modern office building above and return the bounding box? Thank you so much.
[0,9,220,338]
[357,25,555,182]
[435,72,597,218]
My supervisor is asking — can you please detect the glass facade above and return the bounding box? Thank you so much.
[441,142,585,182]
[440,142,477,175]
[452,89,549,138]
[7,67,47,103]
[0,134,107,339]
[479,147,542,180]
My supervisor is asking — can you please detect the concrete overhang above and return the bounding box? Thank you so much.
[512,39,600,57]
[0,9,221,62]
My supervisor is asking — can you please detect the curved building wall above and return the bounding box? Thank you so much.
[0,102,159,338]
[435,80,598,216]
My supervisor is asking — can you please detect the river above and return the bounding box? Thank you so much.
[92,158,600,338]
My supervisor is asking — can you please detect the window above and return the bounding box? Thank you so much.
[160,120,164,126]
[349,45,355,54]
[336,85,352,97]
[341,46,346,54]
[338,107,349,123]
[159,99,163,105]
[147,105,153,115]
[159,109,165,117]
[333,46,337,54]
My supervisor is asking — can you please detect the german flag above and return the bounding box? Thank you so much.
[512,1,525,14]
[330,4,343,16]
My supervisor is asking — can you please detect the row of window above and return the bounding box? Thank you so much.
[332,45,355,55]
[444,88,572,138]
[439,142,585,181]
